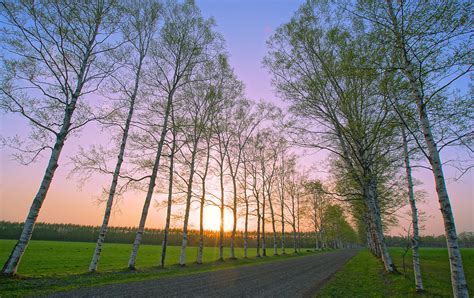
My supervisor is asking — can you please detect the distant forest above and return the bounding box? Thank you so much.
[0,221,320,248]
[1,221,472,248]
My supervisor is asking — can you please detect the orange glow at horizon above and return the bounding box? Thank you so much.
[203,206,234,232]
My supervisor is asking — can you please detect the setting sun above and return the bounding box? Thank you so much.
[203,206,234,232]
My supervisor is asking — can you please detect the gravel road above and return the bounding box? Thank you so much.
[54,249,357,297]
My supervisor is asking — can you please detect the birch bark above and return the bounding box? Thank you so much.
[401,128,424,291]
[1,2,105,273]
[385,2,468,294]
[128,91,174,269]
[160,112,177,268]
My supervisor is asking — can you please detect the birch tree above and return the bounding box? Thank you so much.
[264,2,399,271]
[401,127,424,291]
[0,0,120,275]
[353,1,472,294]
[128,0,220,269]
[276,146,292,254]
[178,60,225,267]
[246,137,263,257]
[211,97,234,261]
[160,105,179,268]
[88,0,159,273]
[226,101,274,259]
[303,180,328,251]
[259,131,281,256]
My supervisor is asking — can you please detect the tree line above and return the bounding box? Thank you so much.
[0,0,358,277]
[385,233,474,249]
[0,221,359,249]
[2,220,471,250]
[263,0,472,296]
[0,1,471,296]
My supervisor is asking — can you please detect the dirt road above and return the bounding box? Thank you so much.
[55,249,357,297]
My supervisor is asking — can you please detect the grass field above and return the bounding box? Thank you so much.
[318,248,474,297]
[0,239,321,296]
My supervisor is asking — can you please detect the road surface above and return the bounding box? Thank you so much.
[55,249,357,297]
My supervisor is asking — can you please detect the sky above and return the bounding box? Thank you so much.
[0,0,473,237]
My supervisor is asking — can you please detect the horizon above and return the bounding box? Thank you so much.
[1,0,473,238]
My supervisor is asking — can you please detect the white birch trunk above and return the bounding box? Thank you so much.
[292,224,297,253]
[297,195,301,253]
[229,177,238,259]
[402,127,424,291]
[2,127,69,275]
[197,141,210,265]
[179,146,198,266]
[243,169,249,258]
[281,199,286,254]
[267,191,278,255]
[366,178,396,272]
[89,55,144,273]
[244,200,249,258]
[197,193,204,264]
[406,55,467,298]
[261,188,267,257]
[417,102,467,296]
[128,91,174,270]
[256,193,261,257]
[160,125,176,268]
[385,2,468,295]
[2,50,89,274]
[219,162,225,261]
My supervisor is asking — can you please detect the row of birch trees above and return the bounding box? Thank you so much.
[0,0,357,276]
[264,0,472,296]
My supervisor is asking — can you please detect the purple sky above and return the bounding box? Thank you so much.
[0,0,472,236]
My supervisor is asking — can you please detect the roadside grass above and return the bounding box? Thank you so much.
[0,239,324,296]
[317,247,474,297]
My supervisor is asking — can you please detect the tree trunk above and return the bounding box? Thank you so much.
[218,162,225,261]
[256,193,261,257]
[2,90,78,275]
[386,2,468,295]
[1,32,94,274]
[160,126,176,268]
[244,196,249,258]
[293,224,297,253]
[291,194,297,253]
[128,91,174,270]
[89,56,144,273]
[268,192,278,256]
[2,129,68,275]
[365,177,396,272]
[230,177,238,259]
[179,146,198,266]
[407,54,468,298]
[197,141,211,265]
[412,64,467,298]
[262,189,267,257]
[281,199,286,254]
[297,195,301,253]
[402,127,424,291]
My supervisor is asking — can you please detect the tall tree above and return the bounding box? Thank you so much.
[264,2,399,272]
[178,59,225,267]
[128,0,220,269]
[227,101,273,258]
[0,0,120,275]
[353,1,472,295]
[88,0,159,272]
[160,105,178,268]
[401,127,424,291]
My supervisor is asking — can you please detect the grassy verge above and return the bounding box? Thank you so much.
[317,248,474,297]
[0,239,324,296]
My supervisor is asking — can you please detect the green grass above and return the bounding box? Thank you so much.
[0,239,323,296]
[318,248,474,297]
